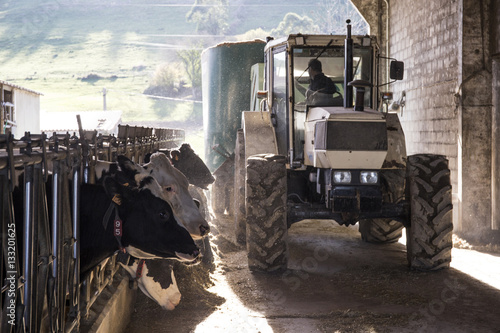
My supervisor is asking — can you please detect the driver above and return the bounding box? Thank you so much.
[296,59,337,105]
[307,59,336,95]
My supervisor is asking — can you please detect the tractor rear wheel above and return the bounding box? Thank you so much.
[406,154,453,270]
[359,219,403,243]
[245,154,288,272]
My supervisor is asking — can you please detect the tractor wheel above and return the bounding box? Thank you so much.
[245,154,288,272]
[359,169,404,243]
[234,129,246,245]
[359,218,403,243]
[406,154,453,270]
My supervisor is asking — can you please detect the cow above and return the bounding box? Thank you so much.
[170,143,215,190]
[95,151,214,310]
[144,144,215,190]
[121,259,181,310]
[122,184,214,311]
[95,154,210,240]
[80,175,200,275]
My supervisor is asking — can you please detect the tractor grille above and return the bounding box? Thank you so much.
[314,120,388,151]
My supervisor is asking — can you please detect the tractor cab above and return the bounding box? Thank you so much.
[261,33,380,168]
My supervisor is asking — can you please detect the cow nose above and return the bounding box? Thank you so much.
[199,224,210,236]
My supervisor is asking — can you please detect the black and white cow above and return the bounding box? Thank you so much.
[121,259,181,310]
[123,183,214,310]
[80,175,199,275]
[132,152,211,239]
[95,151,214,310]
[95,154,210,240]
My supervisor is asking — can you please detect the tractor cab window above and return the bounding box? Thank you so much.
[293,47,345,108]
[292,46,373,109]
[272,49,289,156]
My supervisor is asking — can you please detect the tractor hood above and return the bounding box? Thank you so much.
[304,106,388,169]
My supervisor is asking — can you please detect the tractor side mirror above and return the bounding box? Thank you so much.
[390,61,404,80]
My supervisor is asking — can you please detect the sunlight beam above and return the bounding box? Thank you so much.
[450,248,500,290]
[194,271,273,333]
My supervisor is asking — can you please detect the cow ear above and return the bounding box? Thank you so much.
[179,143,192,153]
[150,152,174,170]
[103,176,131,204]
[116,155,144,183]
[170,150,180,162]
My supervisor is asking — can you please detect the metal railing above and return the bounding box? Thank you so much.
[0,124,185,333]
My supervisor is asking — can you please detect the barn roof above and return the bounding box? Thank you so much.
[0,79,43,95]
[40,110,122,135]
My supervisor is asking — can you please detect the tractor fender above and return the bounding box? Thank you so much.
[383,113,407,169]
[242,111,279,160]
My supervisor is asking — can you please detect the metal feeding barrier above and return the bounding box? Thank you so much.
[0,123,185,333]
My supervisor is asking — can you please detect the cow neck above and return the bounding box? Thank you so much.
[102,201,126,253]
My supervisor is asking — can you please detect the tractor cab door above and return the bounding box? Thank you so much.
[269,46,289,157]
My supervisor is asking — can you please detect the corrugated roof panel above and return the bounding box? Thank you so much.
[0,79,43,95]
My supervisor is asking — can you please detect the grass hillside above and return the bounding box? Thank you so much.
[0,0,365,149]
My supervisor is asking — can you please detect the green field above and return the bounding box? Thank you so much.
[0,0,365,151]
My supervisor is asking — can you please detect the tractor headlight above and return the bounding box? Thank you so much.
[333,171,352,184]
[360,171,378,184]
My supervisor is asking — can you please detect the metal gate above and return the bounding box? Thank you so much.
[0,124,184,333]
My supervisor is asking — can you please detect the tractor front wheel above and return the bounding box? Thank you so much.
[245,154,288,272]
[406,154,453,270]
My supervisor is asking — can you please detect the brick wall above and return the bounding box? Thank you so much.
[389,0,461,224]
[353,0,498,242]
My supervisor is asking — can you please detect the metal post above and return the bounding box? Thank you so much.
[344,20,353,108]
[71,164,81,329]
[34,162,51,333]
[23,164,35,331]
[102,87,107,111]
[51,160,61,330]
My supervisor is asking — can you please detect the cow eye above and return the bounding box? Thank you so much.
[193,199,201,208]
[165,186,173,192]
[159,211,170,220]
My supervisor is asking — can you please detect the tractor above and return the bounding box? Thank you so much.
[204,21,453,272]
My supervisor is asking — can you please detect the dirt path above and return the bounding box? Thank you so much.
[124,215,500,333]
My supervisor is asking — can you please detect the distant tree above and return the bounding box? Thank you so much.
[270,13,319,38]
[186,0,229,35]
[177,47,202,99]
[144,63,187,98]
[236,28,269,42]
[309,0,369,35]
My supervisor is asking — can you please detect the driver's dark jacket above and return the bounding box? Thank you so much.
[309,73,336,94]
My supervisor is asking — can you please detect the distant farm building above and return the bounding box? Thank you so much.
[1,79,42,138]
[40,110,122,136]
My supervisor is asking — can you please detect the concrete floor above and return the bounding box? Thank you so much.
[124,216,500,333]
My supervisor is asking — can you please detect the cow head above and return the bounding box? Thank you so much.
[170,143,215,190]
[102,176,199,262]
[121,258,181,311]
[120,153,210,240]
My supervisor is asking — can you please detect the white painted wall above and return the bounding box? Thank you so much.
[12,89,41,138]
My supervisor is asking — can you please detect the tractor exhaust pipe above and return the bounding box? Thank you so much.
[343,19,353,108]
